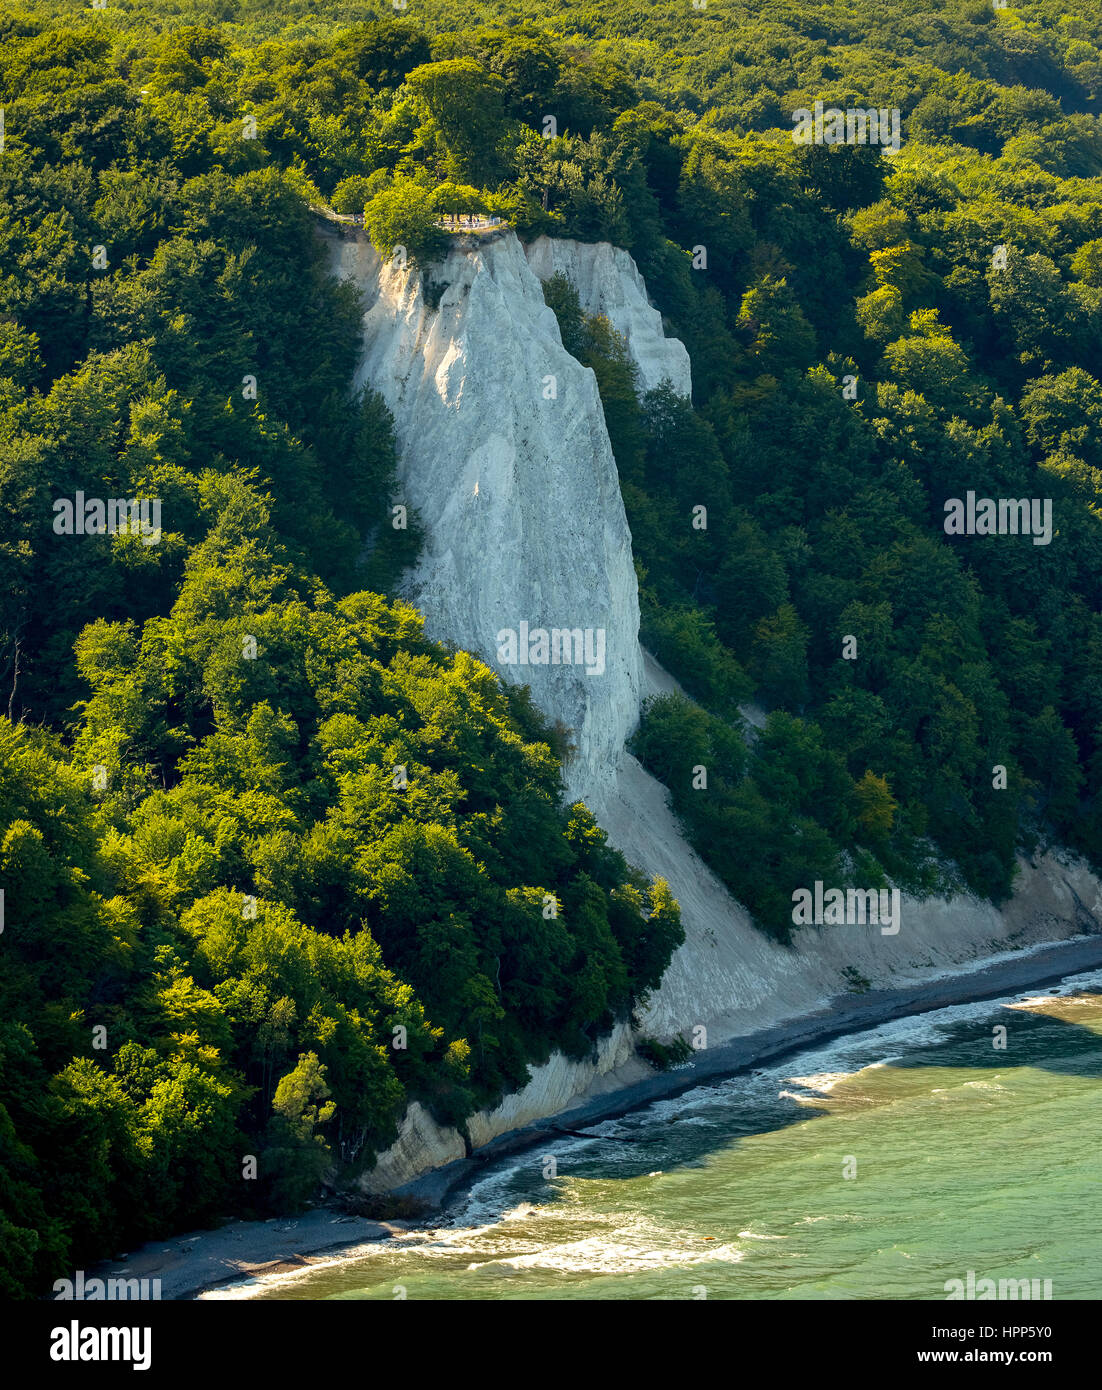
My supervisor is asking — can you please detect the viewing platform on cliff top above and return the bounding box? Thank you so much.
[434,213,512,248]
[313,206,512,250]
[436,213,506,233]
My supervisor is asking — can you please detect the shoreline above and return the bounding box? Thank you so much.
[391,929,1102,1206]
[93,929,1102,1301]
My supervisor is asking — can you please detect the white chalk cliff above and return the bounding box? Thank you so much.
[524,236,692,397]
[320,222,1102,1189]
[325,227,640,799]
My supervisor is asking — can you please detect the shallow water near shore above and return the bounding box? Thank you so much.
[217,972,1102,1301]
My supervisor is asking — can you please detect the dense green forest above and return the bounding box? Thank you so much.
[0,3,689,1298]
[2,0,1102,1297]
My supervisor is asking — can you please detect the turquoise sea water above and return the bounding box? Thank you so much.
[229,972,1102,1301]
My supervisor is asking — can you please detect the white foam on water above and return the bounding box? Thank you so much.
[776,1089,830,1108]
[784,1070,869,1096]
[461,1215,744,1275]
[465,1236,743,1275]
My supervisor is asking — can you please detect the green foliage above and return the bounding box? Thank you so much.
[635,1034,692,1071]
[364,179,448,265]
[0,11,691,1299]
[406,58,509,187]
[519,2,1102,928]
[5,0,1102,1297]
[431,181,485,221]
[0,512,683,1288]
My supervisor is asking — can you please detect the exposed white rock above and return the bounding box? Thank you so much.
[325,220,1102,1196]
[464,1018,642,1149]
[357,1022,648,1192]
[358,1101,466,1194]
[324,226,642,800]
[599,651,1102,1042]
[587,744,1102,1046]
[525,236,692,398]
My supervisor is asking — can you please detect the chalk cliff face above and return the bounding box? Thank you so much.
[524,236,692,397]
[323,222,1102,1192]
[324,227,642,798]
